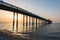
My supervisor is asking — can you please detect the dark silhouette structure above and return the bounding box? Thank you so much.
[0,0,52,32]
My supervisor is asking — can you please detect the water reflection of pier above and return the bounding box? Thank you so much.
[0,0,52,33]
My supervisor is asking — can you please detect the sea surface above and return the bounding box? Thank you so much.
[0,23,60,40]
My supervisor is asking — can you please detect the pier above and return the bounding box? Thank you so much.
[0,0,52,33]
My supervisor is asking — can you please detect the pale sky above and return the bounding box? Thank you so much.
[0,0,60,23]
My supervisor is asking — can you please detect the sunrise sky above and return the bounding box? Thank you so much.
[0,0,60,23]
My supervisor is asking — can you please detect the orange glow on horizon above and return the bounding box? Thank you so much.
[0,10,23,23]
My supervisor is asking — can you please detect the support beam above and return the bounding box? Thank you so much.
[32,17,33,32]
[36,18,37,31]
[26,15,28,32]
[13,12,15,31]
[38,19,40,26]
[23,15,25,33]
[29,16,30,26]
[39,19,41,25]
[29,16,30,32]
[16,13,18,32]
[32,17,34,32]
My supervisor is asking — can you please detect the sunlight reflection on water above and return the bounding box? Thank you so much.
[0,23,60,40]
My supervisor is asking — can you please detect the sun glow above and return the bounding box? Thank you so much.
[0,10,23,23]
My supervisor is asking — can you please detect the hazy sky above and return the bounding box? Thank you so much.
[1,0,60,23]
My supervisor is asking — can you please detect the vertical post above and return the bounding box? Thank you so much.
[39,19,41,25]
[26,15,28,32]
[32,17,33,32]
[32,17,34,32]
[36,18,37,31]
[29,16,30,27]
[29,16,30,31]
[37,19,38,26]
[13,12,15,31]
[33,18,34,26]
[34,18,35,25]
[16,13,18,32]
[23,15,25,26]
[23,15,25,33]
[38,19,40,26]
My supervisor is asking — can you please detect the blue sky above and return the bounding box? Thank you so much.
[3,0,60,23]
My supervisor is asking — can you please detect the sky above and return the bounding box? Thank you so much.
[0,0,60,23]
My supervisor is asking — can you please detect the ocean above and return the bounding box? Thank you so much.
[0,23,60,40]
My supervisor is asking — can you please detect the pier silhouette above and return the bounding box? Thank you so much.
[0,0,52,33]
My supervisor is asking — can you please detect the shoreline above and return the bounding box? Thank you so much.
[0,29,27,40]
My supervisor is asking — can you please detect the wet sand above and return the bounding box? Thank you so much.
[0,29,60,40]
[0,29,28,40]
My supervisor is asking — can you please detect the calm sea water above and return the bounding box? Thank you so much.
[0,23,60,40]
